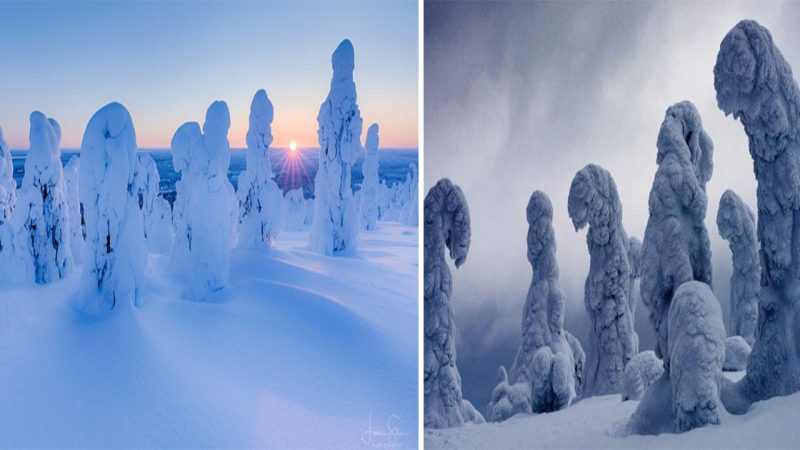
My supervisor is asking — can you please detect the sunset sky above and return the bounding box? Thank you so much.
[0,1,418,150]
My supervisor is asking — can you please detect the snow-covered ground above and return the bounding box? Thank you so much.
[426,371,800,449]
[0,223,418,449]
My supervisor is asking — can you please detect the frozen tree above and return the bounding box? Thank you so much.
[424,178,484,428]
[628,236,643,319]
[238,89,284,249]
[0,126,15,223]
[668,281,726,433]
[622,350,664,401]
[641,100,714,366]
[716,189,759,345]
[360,123,380,230]
[134,153,173,253]
[565,331,585,397]
[310,39,362,255]
[400,163,419,226]
[724,336,751,372]
[284,188,307,231]
[715,20,800,402]
[76,102,145,312]
[13,112,72,284]
[488,191,578,421]
[171,101,237,299]
[568,164,638,396]
[63,156,83,264]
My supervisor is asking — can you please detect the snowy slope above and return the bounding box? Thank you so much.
[0,223,418,449]
[426,371,800,449]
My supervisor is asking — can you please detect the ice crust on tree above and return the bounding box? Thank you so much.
[63,156,83,264]
[714,19,800,403]
[565,330,586,397]
[641,100,714,366]
[668,281,726,433]
[76,103,145,312]
[724,335,751,372]
[716,189,759,345]
[310,39,363,255]
[13,112,72,284]
[237,89,283,249]
[360,123,380,230]
[133,153,173,253]
[488,191,578,421]
[622,350,664,401]
[568,164,638,396]
[0,127,15,224]
[424,178,484,429]
[171,102,237,300]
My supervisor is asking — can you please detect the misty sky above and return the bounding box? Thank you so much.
[0,1,417,150]
[425,1,800,414]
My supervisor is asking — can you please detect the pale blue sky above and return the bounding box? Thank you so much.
[0,0,418,149]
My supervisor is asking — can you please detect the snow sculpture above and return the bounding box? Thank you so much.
[488,191,578,421]
[14,112,72,283]
[568,164,638,396]
[424,178,484,428]
[310,39,362,255]
[284,188,307,231]
[63,156,83,264]
[724,336,751,372]
[668,281,726,433]
[76,103,145,311]
[171,101,237,299]
[238,89,283,249]
[716,189,759,345]
[715,20,800,402]
[360,123,380,230]
[622,350,664,401]
[400,163,419,226]
[641,100,714,366]
[0,127,15,223]
[134,153,172,253]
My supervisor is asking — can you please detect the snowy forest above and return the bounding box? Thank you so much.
[0,38,419,448]
[425,19,800,448]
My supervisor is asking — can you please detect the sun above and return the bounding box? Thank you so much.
[289,141,297,152]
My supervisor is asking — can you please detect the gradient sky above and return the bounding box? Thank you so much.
[0,0,417,150]
[426,1,800,414]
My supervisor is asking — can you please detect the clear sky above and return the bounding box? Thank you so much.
[426,1,800,414]
[0,0,418,150]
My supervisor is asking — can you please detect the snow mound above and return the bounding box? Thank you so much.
[622,350,664,402]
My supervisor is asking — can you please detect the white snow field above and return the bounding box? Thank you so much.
[0,223,418,449]
[426,371,800,449]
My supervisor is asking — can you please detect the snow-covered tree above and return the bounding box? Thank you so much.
[360,123,380,230]
[76,102,145,311]
[0,126,15,223]
[565,331,586,397]
[621,351,663,402]
[284,188,307,231]
[424,178,484,428]
[628,236,643,318]
[63,156,83,264]
[238,89,283,249]
[716,189,759,345]
[171,101,237,300]
[489,191,580,420]
[641,100,714,367]
[133,153,172,253]
[14,112,72,284]
[400,163,419,226]
[310,39,363,255]
[568,164,637,396]
[715,19,800,403]
[724,336,751,372]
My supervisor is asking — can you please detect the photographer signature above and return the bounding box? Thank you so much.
[361,413,407,448]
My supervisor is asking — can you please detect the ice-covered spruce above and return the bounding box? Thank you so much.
[310,39,363,255]
[621,350,664,402]
[14,112,72,284]
[641,100,714,367]
[568,164,638,396]
[76,103,145,311]
[133,153,173,253]
[238,89,283,249]
[724,336,751,372]
[284,188,307,231]
[424,178,484,429]
[171,102,238,300]
[715,20,800,404]
[628,236,643,319]
[63,156,83,264]
[360,123,380,231]
[716,189,759,345]
[400,163,419,226]
[488,191,580,421]
[0,126,15,224]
